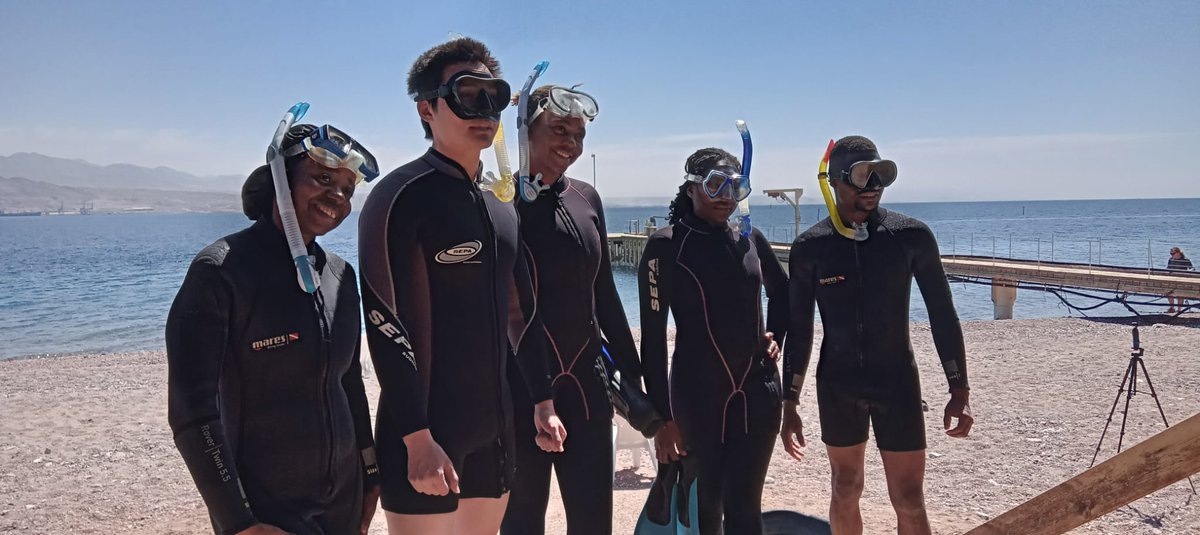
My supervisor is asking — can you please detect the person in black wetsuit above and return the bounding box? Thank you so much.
[499,84,641,535]
[357,38,566,535]
[782,135,974,535]
[638,147,788,535]
[167,123,381,535]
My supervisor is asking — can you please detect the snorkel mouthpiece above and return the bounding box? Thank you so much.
[817,139,866,241]
[269,102,320,293]
[482,122,516,202]
[734,120,753,237]
[518,61,551,202]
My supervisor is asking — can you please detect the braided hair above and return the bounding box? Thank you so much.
[667,147,741,225]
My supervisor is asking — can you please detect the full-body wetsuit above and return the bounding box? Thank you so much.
[638,214,788,535]
[500,177,641,535]
[786,208,969,451]
[358,148,552,514]
[167,219,377,535]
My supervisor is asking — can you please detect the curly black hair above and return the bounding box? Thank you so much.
[667,147,741,225]
[407,37,502,140]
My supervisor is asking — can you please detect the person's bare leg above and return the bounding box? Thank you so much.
[454,495,510,535]
[386,510,454,535]
[880,450,930,535]
[826,443,867,535]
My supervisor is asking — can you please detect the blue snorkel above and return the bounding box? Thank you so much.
[734,120,753,237]
[267,102,319,294]
[517,60,551,203]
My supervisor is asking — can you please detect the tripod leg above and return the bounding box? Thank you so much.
[1136,358,1198,495]
[1115,374,1135,454]
[1091,360,1134,467]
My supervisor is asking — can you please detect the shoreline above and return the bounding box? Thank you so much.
[2,319,1199,533]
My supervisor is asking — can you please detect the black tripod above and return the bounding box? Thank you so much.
[1090,323,1196,494]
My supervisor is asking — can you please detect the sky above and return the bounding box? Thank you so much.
[1,0,1197,202]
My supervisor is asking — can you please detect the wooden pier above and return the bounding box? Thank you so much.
[608,233,1200,319]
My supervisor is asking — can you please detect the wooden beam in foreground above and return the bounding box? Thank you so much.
[966,412,1200,535]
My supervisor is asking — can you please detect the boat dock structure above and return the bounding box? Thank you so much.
[607,232,1200,320]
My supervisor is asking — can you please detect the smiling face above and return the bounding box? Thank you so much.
[418,61,500,155]
[274,156,357,243]
[529,111,586,184]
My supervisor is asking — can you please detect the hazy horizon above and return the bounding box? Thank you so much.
[2,1,1197,203]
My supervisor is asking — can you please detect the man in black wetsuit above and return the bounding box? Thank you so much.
[357,37,565,535]
[782,136,974,535]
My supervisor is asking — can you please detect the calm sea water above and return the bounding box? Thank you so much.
[1,198,1197,360]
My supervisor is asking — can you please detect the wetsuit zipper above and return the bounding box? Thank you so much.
[470,182,509,492]
[853,240,864,369]
[313,290,336,497]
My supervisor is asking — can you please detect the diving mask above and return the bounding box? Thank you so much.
[411,70,512,121]
[685,168,752,202]
[530,86,599,124]
[282,124,379,183]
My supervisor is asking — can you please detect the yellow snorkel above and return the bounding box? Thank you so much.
[482,122,516,202]
[817,139,862,240]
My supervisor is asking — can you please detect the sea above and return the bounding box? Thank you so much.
[1,198,1197,360]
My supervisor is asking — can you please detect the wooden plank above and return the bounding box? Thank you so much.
[965,412,1200,535]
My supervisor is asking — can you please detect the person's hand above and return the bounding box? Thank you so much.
[654,421,687,464]
[359,484,381,535]
[764,332,780,361]
[237,524,293,535]
[533,399,567,453]
[944,388,973,438]
[780,401,806,462]
[402,430,459,495]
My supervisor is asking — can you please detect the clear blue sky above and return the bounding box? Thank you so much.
[1,0,1197,202]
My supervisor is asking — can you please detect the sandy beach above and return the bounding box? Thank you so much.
[2,317,1198,534]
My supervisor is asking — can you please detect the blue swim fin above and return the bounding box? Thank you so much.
[675,459,700,535]
[634,463,680,534]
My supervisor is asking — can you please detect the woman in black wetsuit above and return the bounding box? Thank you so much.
[637,147,788,535]
[167,123,381,535]
[500,84,643,535]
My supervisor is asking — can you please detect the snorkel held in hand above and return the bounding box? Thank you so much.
[517,60,550,203]
[482,122,516,202]
[267,102,320,293]
[817,139,866,241]
[734,120,753,237]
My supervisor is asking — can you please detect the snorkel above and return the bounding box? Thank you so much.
[517,60,551,203]
[734,120,753,237]
[482,122,516,202]
[817,139,866,241]
[267,102,320,293]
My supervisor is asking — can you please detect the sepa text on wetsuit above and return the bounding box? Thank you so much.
[358,148,551,514]
[786,208,969,451]
[638,214,788,535]
[167,219,377,535]
[501,176,641,535]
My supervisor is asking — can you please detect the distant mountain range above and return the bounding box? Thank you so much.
[0,153,243,214]
[0,152,243,193]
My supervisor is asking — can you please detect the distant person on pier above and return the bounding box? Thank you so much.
[1167,247,1193,313]
[783,135,974,535]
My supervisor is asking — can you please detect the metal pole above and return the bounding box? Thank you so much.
[1051,234,1055,262]
[591,154,597,187]
[1037,238,1041,265]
